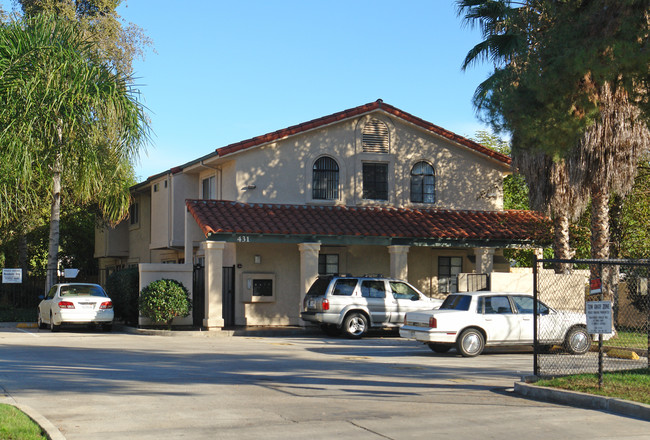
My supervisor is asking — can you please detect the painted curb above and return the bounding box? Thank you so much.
[514,381,650,421]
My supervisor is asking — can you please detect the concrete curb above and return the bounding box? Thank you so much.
[514,381,650,421]
[1,396,66,440]
[119,324,322,338]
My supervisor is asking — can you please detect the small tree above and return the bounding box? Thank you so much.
[105,267,139,325]
[138,279,192,329]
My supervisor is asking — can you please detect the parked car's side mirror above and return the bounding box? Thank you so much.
[38,295,44,300]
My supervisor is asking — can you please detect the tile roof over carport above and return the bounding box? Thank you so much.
[186,200,550,247]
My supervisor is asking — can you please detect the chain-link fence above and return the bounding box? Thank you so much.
[534,258,650,377]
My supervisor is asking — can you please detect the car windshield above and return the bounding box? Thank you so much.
[439,295,471,311]
[306,278,331,296]
[60,285,106,297]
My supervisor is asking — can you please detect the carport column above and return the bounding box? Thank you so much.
[202,241,226,329]
[298,243,321,323]
[388,245,410,280]
[474,248,495,274]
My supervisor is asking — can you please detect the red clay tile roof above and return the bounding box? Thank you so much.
[216,100,512,165]
[186,200,549,244]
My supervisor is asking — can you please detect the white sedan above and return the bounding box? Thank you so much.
[37,283,114,332]
[400,291,592,357]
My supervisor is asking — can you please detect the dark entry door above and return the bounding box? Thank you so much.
[192,264,205,327]
[222,266,235,327]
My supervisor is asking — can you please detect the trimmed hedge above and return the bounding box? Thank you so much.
[138,279,191,328]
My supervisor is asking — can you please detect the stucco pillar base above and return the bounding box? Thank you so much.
[203,318,225,329]
[298,242,321,327]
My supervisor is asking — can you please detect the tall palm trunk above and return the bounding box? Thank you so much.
[552,213,572,273]
[45,158,61,293]
[45,122,64,293]
[590,184,610,261]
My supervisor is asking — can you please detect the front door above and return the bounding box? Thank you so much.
[222,266,235,327]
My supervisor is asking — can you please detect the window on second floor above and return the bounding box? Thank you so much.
[410,161,435,203]
[202,176,215,200]
[362,162,388,200]
[312,156,339,200]
[129,202,139,226]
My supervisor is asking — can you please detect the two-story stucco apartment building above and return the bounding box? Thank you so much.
[95,100,547,329]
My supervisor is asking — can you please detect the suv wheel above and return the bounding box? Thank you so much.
[342,312,368,339]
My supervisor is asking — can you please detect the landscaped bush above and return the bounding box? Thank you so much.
[105,267,139,325]
[138,279,192,328]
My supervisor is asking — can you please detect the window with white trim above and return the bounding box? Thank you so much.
[202,176,215,200]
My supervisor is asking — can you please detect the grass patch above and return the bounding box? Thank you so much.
[0,404,48,440]
[0,307,37,322]
[536,368,650,405]
[604,330,647,350]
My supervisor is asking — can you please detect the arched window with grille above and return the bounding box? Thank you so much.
[410,161,435,203]
[312,156,339,200]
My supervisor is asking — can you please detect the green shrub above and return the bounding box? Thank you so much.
[138,279,192,328]
[105,267,139,325]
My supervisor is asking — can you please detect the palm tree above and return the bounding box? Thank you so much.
[0,14,149,291]
[458,0,650,278]
[457,0,582,271]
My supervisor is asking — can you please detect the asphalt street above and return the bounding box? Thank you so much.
[1,327,649,439]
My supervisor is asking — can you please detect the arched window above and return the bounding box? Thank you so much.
[312,156,339,200]
[410,161,435,203]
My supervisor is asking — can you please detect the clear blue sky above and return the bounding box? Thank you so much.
[1,0,495,182]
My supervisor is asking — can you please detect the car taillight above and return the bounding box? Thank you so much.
[100,301,113,309]
[58,301,75,309]
[322,298,330,311]
[429,316,437,328]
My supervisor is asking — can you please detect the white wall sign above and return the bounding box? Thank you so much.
[586,301,613,334]
[2,268,23,284]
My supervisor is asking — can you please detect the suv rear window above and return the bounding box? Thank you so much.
[440,294,471,311]
[333,279,357,296]
[306,278,331,296]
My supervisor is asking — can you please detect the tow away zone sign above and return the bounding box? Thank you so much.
[586,301,612,334]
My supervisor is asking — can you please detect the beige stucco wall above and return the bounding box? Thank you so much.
[138,263,194,326]
[127,191,152,264]
[94,221,128,259]
[235,243,302,326]
[220,112,507,211]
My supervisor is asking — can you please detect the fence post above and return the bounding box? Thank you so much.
[533,254,539,376]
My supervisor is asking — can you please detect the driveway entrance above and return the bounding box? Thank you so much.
[1,327,647,439]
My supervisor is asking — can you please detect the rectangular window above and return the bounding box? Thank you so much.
[129,202,139,226]
[362,163,388,200]
[318,254,339,275]
[438,256,463,293]
[202,176,215,200]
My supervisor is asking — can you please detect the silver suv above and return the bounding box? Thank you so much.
[301,275,442,338]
